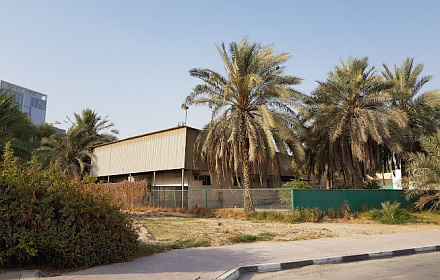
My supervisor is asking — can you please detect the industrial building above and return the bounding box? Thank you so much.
[0,80,47,125]
[91,126,293,207]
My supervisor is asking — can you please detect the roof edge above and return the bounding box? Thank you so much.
[93,126,200,149]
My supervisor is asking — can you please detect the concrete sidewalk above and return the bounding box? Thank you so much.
[24,230,440,280]
[0,270,39,280]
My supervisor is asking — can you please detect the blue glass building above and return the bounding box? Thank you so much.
[1,80,47,125]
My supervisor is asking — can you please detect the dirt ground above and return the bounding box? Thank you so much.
[131,211,440,246]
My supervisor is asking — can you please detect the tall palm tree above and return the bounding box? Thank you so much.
[36,109,118,178]
[306,57,407,188]
[185,37,304,211]
[0,89,35,160]
[382,58,440,175]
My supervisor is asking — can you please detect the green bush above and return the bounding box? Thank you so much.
[279,178,313,205]
[362,201,414,224]
[0,146,139,269]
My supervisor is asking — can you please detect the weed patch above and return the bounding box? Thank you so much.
[229,233,274,243]
[168,240,210,249]
[135,243,169,258]
[246,208,325,223]
[411,210,440,224]
[135,240,210,258]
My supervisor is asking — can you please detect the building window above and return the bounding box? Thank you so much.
[201,175,211,186]
[194,174,211,185]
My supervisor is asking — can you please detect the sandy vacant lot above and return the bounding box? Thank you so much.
[132,211,440,246]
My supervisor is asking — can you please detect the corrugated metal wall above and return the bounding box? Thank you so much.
[184,128,199,170]
[92,127,192,176]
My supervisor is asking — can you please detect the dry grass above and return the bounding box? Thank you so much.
[130,206,246,218]
[132,210,440,247]
[84,181,149,209]
[410,211,440,224]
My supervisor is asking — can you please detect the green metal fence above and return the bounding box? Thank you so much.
[289,189,409,211]
[145,188,410,212]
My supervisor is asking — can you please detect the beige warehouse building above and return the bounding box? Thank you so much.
[91,125,293,208]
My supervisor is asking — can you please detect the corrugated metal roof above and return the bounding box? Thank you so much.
[93,125,200,149]
[92,126,201,176]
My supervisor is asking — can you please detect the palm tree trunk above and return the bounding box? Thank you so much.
[352,161,365,188]
[326,169,333,189]
[401,157,408,178]
[243,158,254,212]
[241,126,254,212]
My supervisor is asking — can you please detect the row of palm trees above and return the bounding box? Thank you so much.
[2,37,438,206]
[185,38,440,209]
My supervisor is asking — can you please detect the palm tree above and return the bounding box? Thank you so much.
[185,37,304,211]
[306,57,408,188]
[36,125,96,177]
[36,109,118,178]
[382,58,440,176]
[404,129,440,211]
[0,89,35,160]
[72,108,119,143]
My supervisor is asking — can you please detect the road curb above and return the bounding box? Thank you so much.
[19,270,40,280]
[216,245,440,280]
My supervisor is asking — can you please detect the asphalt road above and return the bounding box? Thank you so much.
[239,251,440,280]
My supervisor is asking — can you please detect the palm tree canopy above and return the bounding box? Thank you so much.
[306,57,408,187]
[0,89,35,159]
[72,108,119,143]
[36,109,118,178]
[185,37,304,188]
[382,58,440,146]
[36,125,96,177]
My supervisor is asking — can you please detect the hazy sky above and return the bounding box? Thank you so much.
[0,1,439,139]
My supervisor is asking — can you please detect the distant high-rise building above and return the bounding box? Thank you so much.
[0,80,47,125]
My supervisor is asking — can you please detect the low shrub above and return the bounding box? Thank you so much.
[326,201,352,219]
[278,178,313,205]
[362,201,414,224]
[0,146,139,269]
[357,203,371,213]
[294,208,325,222]
[246,211,286,222]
